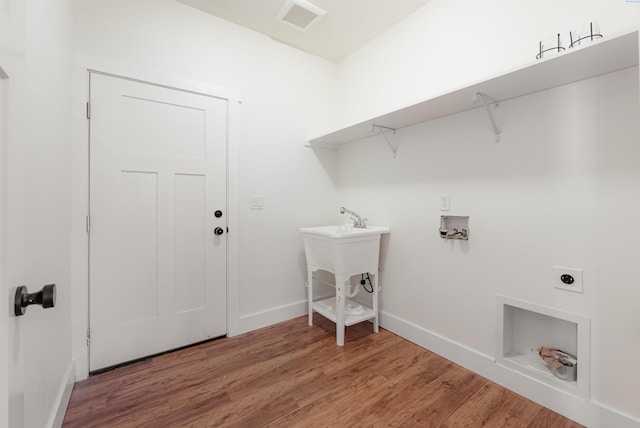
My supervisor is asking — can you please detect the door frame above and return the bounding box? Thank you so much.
[71,62,242,380]
[1,64,10,428]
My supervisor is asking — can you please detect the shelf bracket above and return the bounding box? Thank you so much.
[372,124,397,158]
[474,92,501,142]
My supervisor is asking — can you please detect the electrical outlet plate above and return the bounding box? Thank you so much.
[553,266,583,293]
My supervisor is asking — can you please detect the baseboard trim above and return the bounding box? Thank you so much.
[48,360,75,428]
[379,310,640,428]
[237,299,307,335]
[590,400,640,428]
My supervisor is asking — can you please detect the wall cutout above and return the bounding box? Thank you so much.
[439,215,469,240]
[496,295,590,399]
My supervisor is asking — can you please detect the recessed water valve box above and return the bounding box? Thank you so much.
[439,216,469,240]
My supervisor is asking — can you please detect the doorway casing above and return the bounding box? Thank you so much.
[0,63,10,428]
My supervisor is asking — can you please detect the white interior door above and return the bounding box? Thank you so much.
[89,72,228,371]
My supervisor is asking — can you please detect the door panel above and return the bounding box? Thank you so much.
[89,72,227,371]
[174,173,207,313]
[120,170,159,323]
[121,95,207,157]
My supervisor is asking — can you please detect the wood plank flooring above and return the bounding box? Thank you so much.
[63,315,584,427]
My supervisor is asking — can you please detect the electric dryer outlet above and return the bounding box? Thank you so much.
[553,266,583,293]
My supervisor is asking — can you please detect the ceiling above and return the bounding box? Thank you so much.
[176,0,431,62]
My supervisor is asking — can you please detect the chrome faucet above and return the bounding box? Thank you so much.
[340,207,367,228]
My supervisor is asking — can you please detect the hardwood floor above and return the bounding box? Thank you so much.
[63,315,584,427]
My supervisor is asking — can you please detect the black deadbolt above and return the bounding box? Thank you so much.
[214,227,224,236]
[14,284,56,316]
[560,274,575,285]
[214,210,223,218]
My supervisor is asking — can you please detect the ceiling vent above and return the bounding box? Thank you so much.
[275,0,326,32]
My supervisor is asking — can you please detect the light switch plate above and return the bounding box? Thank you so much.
[440,194,450,211]
[553,266,583,293]
[250,195,264,210]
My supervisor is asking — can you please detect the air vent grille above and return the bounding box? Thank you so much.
[275,0,326,32]
[283,4,318,29]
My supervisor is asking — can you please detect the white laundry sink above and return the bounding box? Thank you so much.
[299,225,390,277]
[301,224,389,346]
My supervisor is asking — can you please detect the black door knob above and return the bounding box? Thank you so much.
[214,227,224,236]
[14,284,56,316]
[214,210,223,218]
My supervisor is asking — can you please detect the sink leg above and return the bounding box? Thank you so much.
[372,272,379,333]
[336,275,347,346]
[307,268,313,326]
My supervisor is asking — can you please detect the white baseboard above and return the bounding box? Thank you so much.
[237,299,307,335]
[379,311,640,428]
[589,400,640,428]
[48,360,75,428]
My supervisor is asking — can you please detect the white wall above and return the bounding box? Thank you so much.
[1,0,74,427]
[71,0,339,377]
[333,1,640,425]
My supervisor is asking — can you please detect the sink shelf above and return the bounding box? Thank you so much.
[312,297,376,326]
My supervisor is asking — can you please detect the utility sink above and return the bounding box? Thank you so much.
[299,225,390,277]
[300,224,389,346]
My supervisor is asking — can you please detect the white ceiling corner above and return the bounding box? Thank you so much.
[175,0,431,62]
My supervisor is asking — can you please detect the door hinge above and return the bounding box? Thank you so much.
[86,215,91,233]
[86,327,91,347]
[86,101,91,119]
